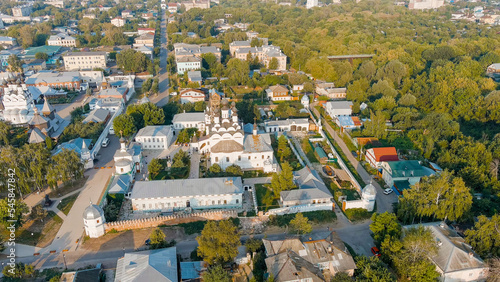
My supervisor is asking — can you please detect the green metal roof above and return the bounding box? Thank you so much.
[24,46,61,58]
[315,146,327,159]
[387,160,429,178]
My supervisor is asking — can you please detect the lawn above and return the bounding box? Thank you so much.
[302,138,319,163]
[48,176,88,198]
[270,135,303,171]
[16,211,63,248]
[57,193,80,215]
[268,210,337,227]
[255,184,279,212]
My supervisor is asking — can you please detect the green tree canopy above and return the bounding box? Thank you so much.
[197,220,240,265]
[370,212,401,245]
[113,114,136,137]
[289,213,312,235]
[202,265,232,282]
[269,162,296,198]
[465,214,500,258]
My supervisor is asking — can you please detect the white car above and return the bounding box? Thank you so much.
[102,137,110,148]
[383,188,393,195]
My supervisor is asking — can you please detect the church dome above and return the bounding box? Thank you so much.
[301,95,309,102]
[83,204,104,220]
[362,183,376,198]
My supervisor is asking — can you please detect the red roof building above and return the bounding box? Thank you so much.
[365,147,399,169]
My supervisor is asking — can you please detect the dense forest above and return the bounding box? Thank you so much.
[168,0,500,216]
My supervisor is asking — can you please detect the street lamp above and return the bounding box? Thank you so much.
[63,254,67,269]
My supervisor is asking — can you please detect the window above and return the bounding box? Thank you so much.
[226,157,229,162]
[262,155,264,159]
[224,200,227,204]
[218,200,221,205]
[248,156,251,160]
[236,199,239,204]
[215,157,218,162]
[238,156,241,161]
[212,200,215,205]
[96,220,99,223]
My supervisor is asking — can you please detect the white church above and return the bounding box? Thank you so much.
[0,79,37,124]
[341,182,377,212]
[190,90,277,173]
[83,202,106,238]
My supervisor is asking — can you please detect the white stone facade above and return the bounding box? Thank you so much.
[0,83,35,124]
[135,125,175,150]
[63,52,107,71]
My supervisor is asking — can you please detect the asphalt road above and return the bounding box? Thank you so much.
[150,12,170,107]
[310,104,398,213]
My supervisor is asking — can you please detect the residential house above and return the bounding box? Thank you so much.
[134,45,154,60]
[229,40,251,56]
[138,28,156,35]
[176,56,201,75]
[179,0,210,11]
[172,112,205,132]
[381,160,435,195]
[25,71,81,90]
[316,83,347,99]
[98,87,130,102]
[486,63,500,76]
[280,166,333,207]
[60,266,102,282]
[82,108,110,124]
[174,43,221,62]
[403,222,488,282]
[83,14,96,19]
[264,118,310,132]
[264,232,356,282]
[135,125,175,150]
[187,70,202,85]
[121,9,134,18]
[111,17,126,27]
[47,33,76,47]
[130,177,243,212]
[0,50,21,68]
[365,147,399,169]
[324,101,353,118]
[89,97,124,112]
[266,85,295,101]
[134,33,154,48]
[0,36,16,47]
[233,44,287,70]
[179,88,205,104]
[22,59,46,72]
[408,0,444,9]
[63,52,107,70]
[168,3,179,13]
[337,115,362,132]
[115,248,178,282]
[12,5,32,17]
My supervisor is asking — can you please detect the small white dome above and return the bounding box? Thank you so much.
[83,204,104,220]
[362,183,376,197]
[301,95,309,102]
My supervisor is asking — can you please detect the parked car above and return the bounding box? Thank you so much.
[322,165,334,177]
[145,239,151,246]
[383,188,393,195]
[371,247,381,257]
[102,138,110,148]
[351,151,358,158]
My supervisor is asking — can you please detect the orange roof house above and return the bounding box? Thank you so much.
[365,147,399,168]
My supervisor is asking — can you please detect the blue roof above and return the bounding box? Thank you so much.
[108,174,131,194]
[338,115,354,127]
[315,146,327,159]
[54,138,91,156]
[180,261,205,280]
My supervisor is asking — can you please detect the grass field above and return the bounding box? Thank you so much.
[57,193,80,215]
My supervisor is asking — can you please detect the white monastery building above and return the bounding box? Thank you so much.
[130,177,243,212]
[135,125,175,149]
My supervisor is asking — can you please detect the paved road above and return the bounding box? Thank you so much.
[1,220,374,271]
[150,12,170,107]
[310,104,398,213]
[188,151,200,179]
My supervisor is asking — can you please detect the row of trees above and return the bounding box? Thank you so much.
[0,144,84,196]
[113,102,165,137]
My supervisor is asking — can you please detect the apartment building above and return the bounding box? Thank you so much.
[63,52,107,71]
[47,34,76,47]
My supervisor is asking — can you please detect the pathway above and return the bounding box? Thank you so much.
[150,12,170,107]
[291,137,313,168]
[188,151,200,179]
[310,104,398,213]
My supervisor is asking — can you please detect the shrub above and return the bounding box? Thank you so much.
[345,208,371,221]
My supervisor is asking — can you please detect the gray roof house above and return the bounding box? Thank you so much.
[187,70,202,84]
[130,177,244,212]
[280,166,333,207]
[264,232,356,281]
[82,108,110,124]
[115,247,178,282]
[403,222,488,282]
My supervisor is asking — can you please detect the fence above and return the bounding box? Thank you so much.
[104,209,237,232]
[265,203,333,216]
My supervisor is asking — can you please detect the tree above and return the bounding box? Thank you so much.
[19,25,36,48]
[354,256,396,282]
[149,228,167,249]
[113,114,136,137]
[225,58,249,85]
[400,170,472,222]
[35,52,48,61]
[142,78,153,93]
[250,37,263,47]
[197,220,240,265]
[277,135,291,162]
[465,214,500,257]
[289,213,312,235]
[389,226,440,281]
[2,262,34,279]
[151,78,159,94]
[362,110,387,139]
[269,57,279,70]
[29,205,47,222]
[202,265,232,282]
[176,129,190,143]
[208,164,222,175]
[245,238,263,254]
[269,162,296,198]
[0,198,29,228]
[7,54,23,73]
[331,272,353,281]
[148,159,163,178]
[225,164,243,176]
[47,148,84,188]
[45,137,54,150]
[370,212,401,245]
